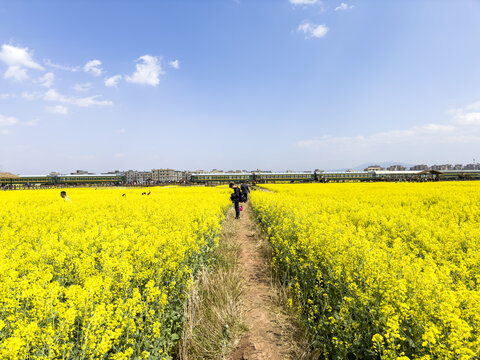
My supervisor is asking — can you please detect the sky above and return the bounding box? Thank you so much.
[1,0,480,174]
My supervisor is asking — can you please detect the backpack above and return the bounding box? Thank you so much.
[240,191,247,203]
[230,192,239,202]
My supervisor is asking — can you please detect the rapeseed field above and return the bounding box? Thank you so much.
[251,182,480,360]
[0,187,230,359]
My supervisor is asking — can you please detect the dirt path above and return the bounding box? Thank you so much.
[228,202,306,360]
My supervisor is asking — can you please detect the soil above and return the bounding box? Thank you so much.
[228,202,305,360]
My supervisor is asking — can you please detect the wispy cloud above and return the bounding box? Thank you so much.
[84,59,102,76]
[0,44,44,81]
[296,123,465,150]
[36,72,54,87]
[21,91,43,101]
[105,74,122,87]
[24,118,39,126]
[169,59,180,69]
[0,113,18,126]
[0,113,18,135]
[0,93,16,100]
[44,89,113,107]
[297,102,480,150]
[73,83,92,92]
[44,59,80,72]
[45,105,69,114]
[290,0,319,5]
[335,2,354,11]
[126,55,164,86]
[297,22,329,38]
[449,101,480,125]
[116,128,126,134]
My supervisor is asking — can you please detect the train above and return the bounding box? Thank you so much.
[190,169,480,184]
[0,174,125,188]
[3,169,480,188]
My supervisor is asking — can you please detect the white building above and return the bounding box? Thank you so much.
[125,170,152,184]
[151,169,184,183]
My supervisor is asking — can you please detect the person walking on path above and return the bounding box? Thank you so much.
[240,182,250,202]
[229,182,241,219]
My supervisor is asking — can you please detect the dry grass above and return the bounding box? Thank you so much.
[179,209,246,360]
[250,212,322,360]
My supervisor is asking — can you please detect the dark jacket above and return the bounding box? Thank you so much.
[231,187,241,202]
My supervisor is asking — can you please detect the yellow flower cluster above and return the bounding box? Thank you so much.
[251,183,480,359]
[0,187,230,359]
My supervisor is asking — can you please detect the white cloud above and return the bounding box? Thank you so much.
[4,65,28,81]
[0,93,16,99]
[297,22,329,39]
[37,72,54,87]
[45,105,69,115]
[169,60,180,69]
[116,128,126,134]
[290,0,319,4]
[25,119,39,126]
[84,59,102,76]
[126,55,164,86]
[335,2,354,11]
[73,83,92,92]
[0,113,17,135]
[44,89,113,107]
[453,111,480,125]
[0,44,44,81]
[21,91,43,100]
[105,75,122,87]
[0,114,18,126]
[296,117,479,151]
[465,101,480,111]
[449,101,480,125]
[44,59,80,72]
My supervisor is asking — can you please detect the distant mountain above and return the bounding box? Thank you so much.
[328,162,415,172]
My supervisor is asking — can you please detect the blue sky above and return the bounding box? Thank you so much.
[1,0,480,174]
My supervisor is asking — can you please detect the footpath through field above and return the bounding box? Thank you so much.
[228,202,306,360]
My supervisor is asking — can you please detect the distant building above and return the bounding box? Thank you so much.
[387,165,407,171]
[151,169,175,183]
[183,171,193,182]
[125,170,138,184]
[410,164,429,171]
[364,165,385,171]
[430,164,453,171]
[174,170,183,182]
[150,169,184,183]
[453,164,463,170]
[137,171,152,184]
[463,163,480,170]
